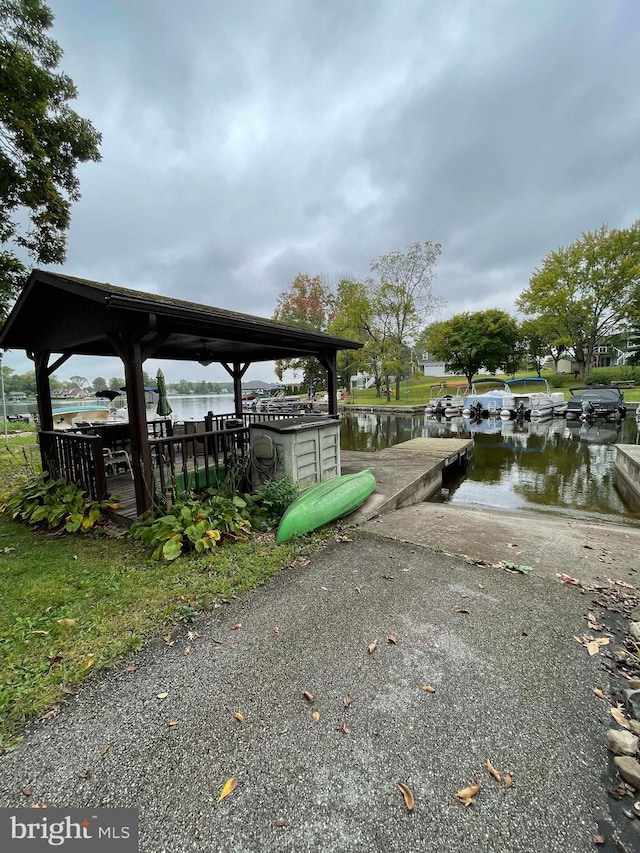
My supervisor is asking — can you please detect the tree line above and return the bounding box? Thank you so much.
[272,221,640,397]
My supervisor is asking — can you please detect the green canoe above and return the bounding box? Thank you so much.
[276,470,376,543]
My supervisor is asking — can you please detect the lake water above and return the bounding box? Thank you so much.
[341,411,640,525]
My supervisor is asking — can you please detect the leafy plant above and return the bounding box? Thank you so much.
[130,489,252,561]
[249,476,299,529]
[0,472,118,533]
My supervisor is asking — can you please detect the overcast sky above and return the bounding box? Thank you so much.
[5,0,640,385]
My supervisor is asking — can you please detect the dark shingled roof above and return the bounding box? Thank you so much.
[0,270,362,364]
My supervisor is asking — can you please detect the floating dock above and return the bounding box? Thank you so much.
[341,436,473,521]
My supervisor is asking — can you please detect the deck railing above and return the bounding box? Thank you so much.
[148,425,251,499]
[39,431,107,501]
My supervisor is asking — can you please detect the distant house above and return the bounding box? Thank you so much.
[416,352,450,377]
[555,335,640,373]
[7,391,27,400]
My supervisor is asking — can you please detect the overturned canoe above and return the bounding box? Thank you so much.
[276,470,376,543]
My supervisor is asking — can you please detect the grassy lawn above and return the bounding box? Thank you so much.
[0,431,322,751]
[345,371,640,406]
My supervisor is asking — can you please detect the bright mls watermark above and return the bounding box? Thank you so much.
[1,808,138,851]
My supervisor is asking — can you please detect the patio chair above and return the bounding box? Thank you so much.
[103,447,133,478]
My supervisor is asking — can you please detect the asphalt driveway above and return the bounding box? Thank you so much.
[0,532,618,852]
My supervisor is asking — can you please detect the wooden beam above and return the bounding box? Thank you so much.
[318,351,338,416]
[34,351,53,433]
[121,339,155,515]
[221,361,250,416]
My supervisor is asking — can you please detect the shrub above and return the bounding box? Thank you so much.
[130,490,251,561]
[0,473,119,533]
[249,476,299,529]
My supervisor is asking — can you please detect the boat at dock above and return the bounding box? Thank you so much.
[564,386,627,422]
[461,378,511,418]
[424,382,471,417]
[52,406,112,429]
[499,377,564,420]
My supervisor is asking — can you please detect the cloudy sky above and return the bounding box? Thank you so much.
[5,0,640,385]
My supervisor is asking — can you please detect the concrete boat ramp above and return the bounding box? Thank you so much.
[341,436,472,521]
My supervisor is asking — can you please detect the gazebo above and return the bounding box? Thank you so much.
[0,270,362,520]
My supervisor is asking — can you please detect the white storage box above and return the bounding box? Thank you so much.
[249,416,341,488]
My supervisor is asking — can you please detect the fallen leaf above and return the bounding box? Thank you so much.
[303,691,314,703]
[183,646,191,656]
[336,722,350,734]
[486,760,501,784]
[77,771,90,781]
[320,586,330,591]
[583,544,594,550]
[311,711,320,723]
[611,706,631,729]
[187,630,199,640]
[217,777,238,803]
[355,585,362,593]
[456,781,481,806]
[232,623,242,630]
[21,787,32,797]
[593,834,605,845]
[500,561,533,574]
[503,772,513,789]
[167,720,178,726]
[56,618,76,626]
[273,626,279,633]
[274,818,288,827]
[84,658,95,669]
[156,692,169,699]
[586,638,609,656]
[608,578,634,589]
[343,695,352,708]
[41,707,58,720]
[28,629,50,636]
[477,583,485,590]
[47,654,63,666]
[557,573,582,586]
[381,574,395,580]
[387,633,398,645]
[396,781,415,811]
[368,640,378,654]
[100,744,111,757]
[422,685,436,694]
[454,608,470,615]
[233,712,244,723]
[593,688,607,700]
[125,664,137,672]
[163,635,175,646]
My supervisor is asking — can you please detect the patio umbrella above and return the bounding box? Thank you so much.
[155,369,172,417]
[95,389,121,401]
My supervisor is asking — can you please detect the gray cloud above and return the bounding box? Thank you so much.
[5,0,639,383]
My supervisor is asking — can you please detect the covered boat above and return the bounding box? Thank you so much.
[564,386,626,421]
[499,377,564,420]
[461,378,511,418]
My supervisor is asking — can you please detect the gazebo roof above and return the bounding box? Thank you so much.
[0,270,362,363]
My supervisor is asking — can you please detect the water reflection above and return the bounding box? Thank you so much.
[340,412,640,523]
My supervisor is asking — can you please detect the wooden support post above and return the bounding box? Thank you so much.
[121,341,155,515]
[318,351,338,416]
[221,361,250,417]
[34,351,53,433]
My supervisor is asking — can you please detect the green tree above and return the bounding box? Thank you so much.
[272,273,334,385]
[517,222,640,377]
[425,310,521,385]
[369,241,443,400]
[0,0,102,319]
[91,376,107,393]
[519,316,565,376]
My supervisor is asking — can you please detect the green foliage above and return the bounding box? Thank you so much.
[273,274,334,384]
[0,0,102,317]
[130,489,256,561]
[588,366,640,385]
[250,476,298,528]
[425,309,521,384]
[517,221,640,377]
[0,472,117,533]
